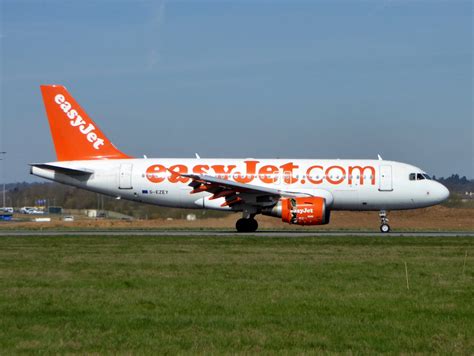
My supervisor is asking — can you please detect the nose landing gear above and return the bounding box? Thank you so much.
[379,210,391,233]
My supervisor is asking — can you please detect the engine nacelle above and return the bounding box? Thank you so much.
[262,197,330,225]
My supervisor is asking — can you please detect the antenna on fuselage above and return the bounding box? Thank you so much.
[377,154,383,160]
[195,153,201,159]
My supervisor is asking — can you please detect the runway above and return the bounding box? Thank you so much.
[0,230,472,237]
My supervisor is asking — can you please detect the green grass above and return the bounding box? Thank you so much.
[0,235,472,354]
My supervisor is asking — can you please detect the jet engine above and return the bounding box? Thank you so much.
[262,197,330,225]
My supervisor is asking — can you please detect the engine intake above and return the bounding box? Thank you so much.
[262,197,330,225]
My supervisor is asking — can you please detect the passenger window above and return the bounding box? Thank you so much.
[409,173,416,181]
[417,173,425,180]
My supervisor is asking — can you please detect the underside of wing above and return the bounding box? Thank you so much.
[177,172,313,208]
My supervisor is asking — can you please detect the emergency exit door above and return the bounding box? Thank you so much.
[379,165,393,191]
[119,164,133,189]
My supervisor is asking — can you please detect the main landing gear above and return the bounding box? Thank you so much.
[236,209,259,233]
[379,210,391,233]
[236,217,258,233]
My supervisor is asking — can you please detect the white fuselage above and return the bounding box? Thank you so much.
[31,158,450,212]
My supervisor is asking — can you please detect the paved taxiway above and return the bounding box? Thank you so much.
[0,230,472,237]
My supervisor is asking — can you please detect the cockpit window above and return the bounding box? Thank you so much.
[410,173,431,181]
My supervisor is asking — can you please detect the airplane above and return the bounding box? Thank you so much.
[31,85,450,233]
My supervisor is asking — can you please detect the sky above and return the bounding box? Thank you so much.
[0,0,472,183]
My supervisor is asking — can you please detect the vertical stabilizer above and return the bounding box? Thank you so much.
[40,85,130,161]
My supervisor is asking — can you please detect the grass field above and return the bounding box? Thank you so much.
[0,235,472,353]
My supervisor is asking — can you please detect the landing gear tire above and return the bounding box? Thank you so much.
[236,218,258,233]
[379,210,391,233]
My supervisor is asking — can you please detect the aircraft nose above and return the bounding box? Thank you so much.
[434,182,450,203]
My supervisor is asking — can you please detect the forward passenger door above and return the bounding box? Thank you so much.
[379,165,393,191]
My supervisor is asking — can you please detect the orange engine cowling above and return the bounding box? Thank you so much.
[281,197,329,225]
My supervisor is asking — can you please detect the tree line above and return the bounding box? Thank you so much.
[3,182,226,219]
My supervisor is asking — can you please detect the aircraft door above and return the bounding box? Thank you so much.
[379,165,393,191]
[119,163,133,189]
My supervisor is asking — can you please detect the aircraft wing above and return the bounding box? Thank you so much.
[179,172,312,208]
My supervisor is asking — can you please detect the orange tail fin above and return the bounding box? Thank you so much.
[40,85,131,161]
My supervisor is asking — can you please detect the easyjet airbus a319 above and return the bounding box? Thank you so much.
[31,85,450,232]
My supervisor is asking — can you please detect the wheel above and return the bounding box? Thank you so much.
[236,218,258,232]
[380,224,391,233]
[248,218,258,232]
[236,219,246,232]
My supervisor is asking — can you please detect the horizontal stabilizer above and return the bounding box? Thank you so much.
[30,163,93,176]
